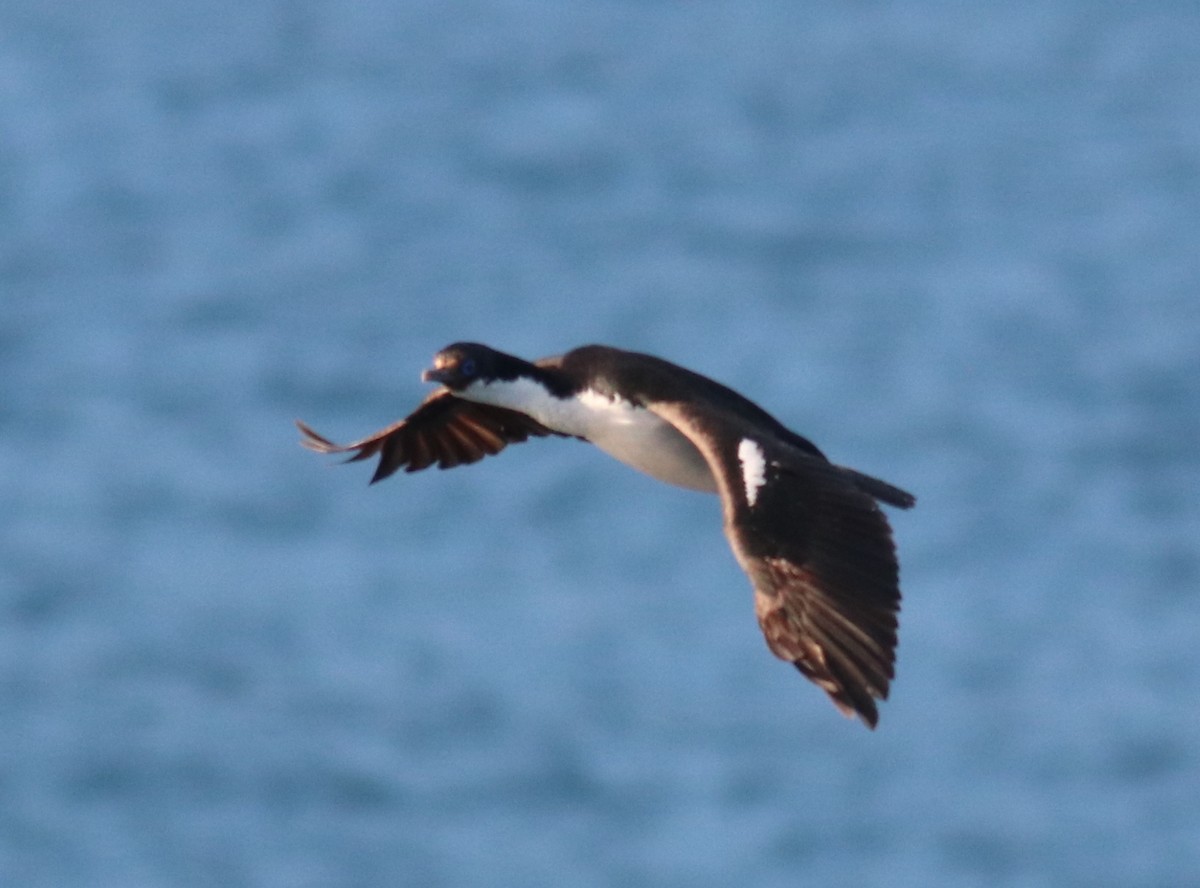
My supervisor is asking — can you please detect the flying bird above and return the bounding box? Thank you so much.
[297,343,915,727]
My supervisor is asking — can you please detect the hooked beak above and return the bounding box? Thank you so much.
[422,366,452,384]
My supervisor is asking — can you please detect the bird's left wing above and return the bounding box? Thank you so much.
[648,400,906,728]
[297,388,564,484]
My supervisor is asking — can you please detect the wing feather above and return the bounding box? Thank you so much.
[297,389,563,483]
[648,400,908,729]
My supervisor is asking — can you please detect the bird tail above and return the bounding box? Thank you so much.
[839,467,916,510]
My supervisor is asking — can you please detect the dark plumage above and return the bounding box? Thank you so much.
[299,343,915,727]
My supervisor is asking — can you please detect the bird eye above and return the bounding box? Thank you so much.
[460,358,476,377]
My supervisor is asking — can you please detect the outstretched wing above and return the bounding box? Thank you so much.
[297,389,564,484]
[649,401,907,728]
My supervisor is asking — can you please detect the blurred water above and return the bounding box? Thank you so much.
[2,2,1199,886]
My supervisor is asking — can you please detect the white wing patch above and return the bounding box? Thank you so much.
[738,438,768,507]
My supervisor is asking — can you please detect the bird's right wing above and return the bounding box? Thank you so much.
[648,400,907,728]
[297,389,565,484]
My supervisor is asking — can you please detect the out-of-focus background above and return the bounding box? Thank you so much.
[2,2,1198,886]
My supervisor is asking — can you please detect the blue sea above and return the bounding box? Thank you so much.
[2,2,1198,886]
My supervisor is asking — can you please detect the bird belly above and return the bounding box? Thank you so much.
[460,378,718,492]
[584,406,718,493]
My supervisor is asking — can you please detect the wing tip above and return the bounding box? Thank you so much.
[829,695,880,730]
[295,418,340,453]
[794,658,887,730]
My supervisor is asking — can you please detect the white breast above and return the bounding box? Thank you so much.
[460,378,718,493]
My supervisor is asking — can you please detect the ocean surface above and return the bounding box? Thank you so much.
[2,2,1199,886]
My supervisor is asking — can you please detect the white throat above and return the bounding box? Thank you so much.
[458,377,717,493]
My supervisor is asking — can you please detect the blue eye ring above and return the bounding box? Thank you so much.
[460,358,476,377]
